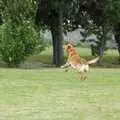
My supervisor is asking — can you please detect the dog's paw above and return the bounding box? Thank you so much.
[60,65,64,68]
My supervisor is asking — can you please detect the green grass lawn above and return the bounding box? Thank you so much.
[0,68,120,120]
[0,46,120,119]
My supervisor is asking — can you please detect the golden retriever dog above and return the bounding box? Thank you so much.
[61,44,99,80]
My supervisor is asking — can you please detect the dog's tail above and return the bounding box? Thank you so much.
[88,56,100,65]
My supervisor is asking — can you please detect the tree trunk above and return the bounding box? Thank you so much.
[0,14,3,25]
[50,8,64,66]
[115,33,120,62]
[97,25,107,63]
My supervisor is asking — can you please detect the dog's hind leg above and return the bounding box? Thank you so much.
[78,72,87,80]
[83,71,87,80]
[78,72,83,80]
[82,65,89,80]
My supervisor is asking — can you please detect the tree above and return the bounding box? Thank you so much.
[0,14,3,24]
[36,0,66,66]
[36,0,120,65]
[0,22,45,67]
[114,24,120,62]
[107,0,120,62]
[36,0,107,66]
[0,0,46,67]
[84,0,120,61]
[0,0,36,24]
[76,0,120,61]
[36,0,85,66]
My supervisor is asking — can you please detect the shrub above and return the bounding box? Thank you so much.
[0,22,45,67]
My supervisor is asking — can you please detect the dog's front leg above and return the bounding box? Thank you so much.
[61,62,70,68]
[61,62,71,72]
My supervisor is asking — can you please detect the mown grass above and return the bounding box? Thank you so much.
[0,46,120,119]
[0,68,120,120]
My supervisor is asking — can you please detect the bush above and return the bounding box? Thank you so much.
[0,22,45,67]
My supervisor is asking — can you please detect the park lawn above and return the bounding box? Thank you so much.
[0,68,120,120]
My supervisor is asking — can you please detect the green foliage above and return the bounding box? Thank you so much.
[36,0,80,29]
[36,0,120,33]
[106,0,120,26]
[0,22,45,67]
[0,0,36,24]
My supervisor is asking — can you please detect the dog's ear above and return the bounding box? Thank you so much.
[66,42,73,45]
[67,42,76,47]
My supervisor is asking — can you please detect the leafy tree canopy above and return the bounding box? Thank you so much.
[0,0,36,24]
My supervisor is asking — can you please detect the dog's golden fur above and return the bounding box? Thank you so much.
[61,44,99,80]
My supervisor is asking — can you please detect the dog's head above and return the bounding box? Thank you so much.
[65,43,74,53]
